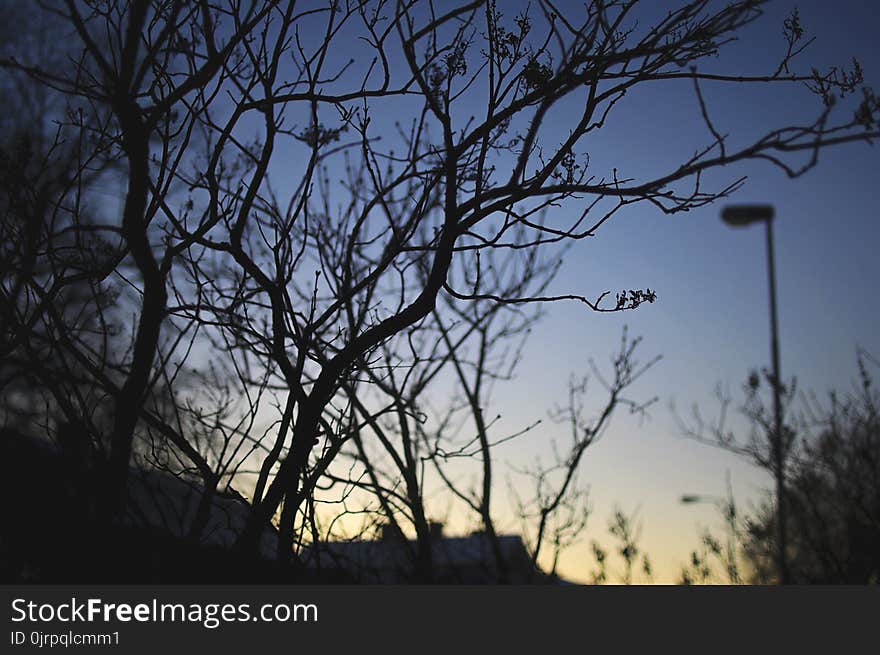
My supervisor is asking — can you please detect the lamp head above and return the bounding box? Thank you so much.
[721,204,774,227]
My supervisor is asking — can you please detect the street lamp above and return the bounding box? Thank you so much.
[720,203,789,584]
[680,494,723,505]
[680,471,734,510]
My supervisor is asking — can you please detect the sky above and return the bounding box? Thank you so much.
[211,0,880,583]
[466,0,880,582]
[20,0,875,584]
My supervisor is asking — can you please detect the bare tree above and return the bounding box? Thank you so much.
[3,0,879,576]
[307,267,656,583]
[299,239,556,581]
[512,328,658,578]
[675,347,880,584]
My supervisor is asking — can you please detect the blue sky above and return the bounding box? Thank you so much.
[229,0,880,582]
[249,0,879,582]
[8,0,879,585]
[119,0,879,582]
[472,0,880,582]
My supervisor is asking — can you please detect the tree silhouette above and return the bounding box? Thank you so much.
[677,351,880,584]
[2,0,879,578]
[741,352,880,583]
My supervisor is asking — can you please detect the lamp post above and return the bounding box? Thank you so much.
[720,203,789,584]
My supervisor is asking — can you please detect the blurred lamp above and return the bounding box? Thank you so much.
[720,204,774,227]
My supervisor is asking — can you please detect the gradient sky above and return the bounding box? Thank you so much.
[238,0,880,583]
[243,0,880,583]
[462,0,880,582]
[54,0,875,584]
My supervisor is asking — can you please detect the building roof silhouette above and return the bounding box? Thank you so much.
[302,529,571,584]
